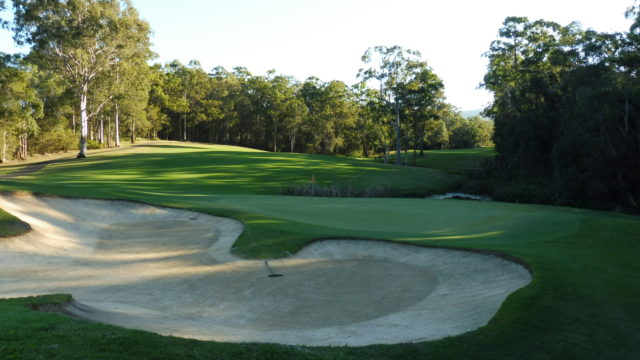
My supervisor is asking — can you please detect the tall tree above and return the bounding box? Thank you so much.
[359,45,429,165]
[0,55,42,162]
[12,0,151,157]
[398,64,444,163]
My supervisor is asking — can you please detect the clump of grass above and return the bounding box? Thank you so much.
[278,183,393,197]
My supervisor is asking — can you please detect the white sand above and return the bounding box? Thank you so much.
[0,193,531,346]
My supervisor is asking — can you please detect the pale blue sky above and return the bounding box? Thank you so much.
[0,0,635,110]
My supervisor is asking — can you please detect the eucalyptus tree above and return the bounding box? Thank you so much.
[354,85,393,159]
[359,45,430,165]
[483,17,586,172]
[0,55,42,161]
[398,64,444,162]
[282,88,307,153]
[146,64,169,140]
[262,73,306,152]
[208,66,241,144]
[161,60,212,142]
[12,0,152,158]
[300,77,357,154]
[119,62,151,143]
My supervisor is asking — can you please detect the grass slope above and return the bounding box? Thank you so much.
[383,147,496,173]
[0,141,638,360]
[3,142,461,197]
[0,207,30,237]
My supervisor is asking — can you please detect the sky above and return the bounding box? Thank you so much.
[0,0,636,111]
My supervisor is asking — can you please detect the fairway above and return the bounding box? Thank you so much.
[0,142,638,360]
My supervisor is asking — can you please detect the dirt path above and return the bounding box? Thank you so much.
[0,193,531,346]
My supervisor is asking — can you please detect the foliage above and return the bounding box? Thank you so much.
[482,14,640,212]
[12,0,152,157]
[358,45,445,164]
[30,126,76,154]
[0,54,42,161]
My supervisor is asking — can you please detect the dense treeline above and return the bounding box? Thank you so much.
[482,4,640,211]
[0,0,491,164]
[148,60,492,159]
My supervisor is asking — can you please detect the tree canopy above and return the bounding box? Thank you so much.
[483,9,640,211]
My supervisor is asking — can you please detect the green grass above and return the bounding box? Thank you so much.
[384,147,496,173]
[4,142,462,198]
[0,207,30,237]
[0,141,638,360]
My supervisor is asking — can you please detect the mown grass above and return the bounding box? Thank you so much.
[0,141,638,359]
[381,147,496,173]
[3,142,461,197]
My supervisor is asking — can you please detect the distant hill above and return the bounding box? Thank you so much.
[461,109,485,118]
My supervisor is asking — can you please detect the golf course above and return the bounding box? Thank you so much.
[0,141,638,359]
[1,0,640,358]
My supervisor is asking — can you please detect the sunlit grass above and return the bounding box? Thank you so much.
[9,142,462,197]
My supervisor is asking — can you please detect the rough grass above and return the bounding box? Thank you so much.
[0,141,638,360]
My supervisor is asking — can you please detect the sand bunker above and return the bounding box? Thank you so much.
[0,193,531,346]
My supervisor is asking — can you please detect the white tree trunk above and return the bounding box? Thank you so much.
[115,101,121,147]
[77,87,89,158]
[183,115,187,141]
[273,120,277,152]
[290,130,296,153]
[107,117,111,147]
[99,116,104,144]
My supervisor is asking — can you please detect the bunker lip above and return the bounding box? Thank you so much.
[0,193,532,346]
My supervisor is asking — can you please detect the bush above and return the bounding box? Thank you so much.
[30,127,77,154]
[86,139,103,150]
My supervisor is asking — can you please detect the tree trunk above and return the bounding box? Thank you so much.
[18,133,27,160]
[290,130,296,153]
[412,147,417,166]
[1,130,6,163]
[273,120,277,152]
[115,101,121,147]
[131,118,136,144]
[72,112,76,133]
[183,114,187,141]
[384,145,390,164]
[77,87,89,158]
[107,116,111,148]
[624,95,629,134]
[394,101,402,165]
[99,116,104,144]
